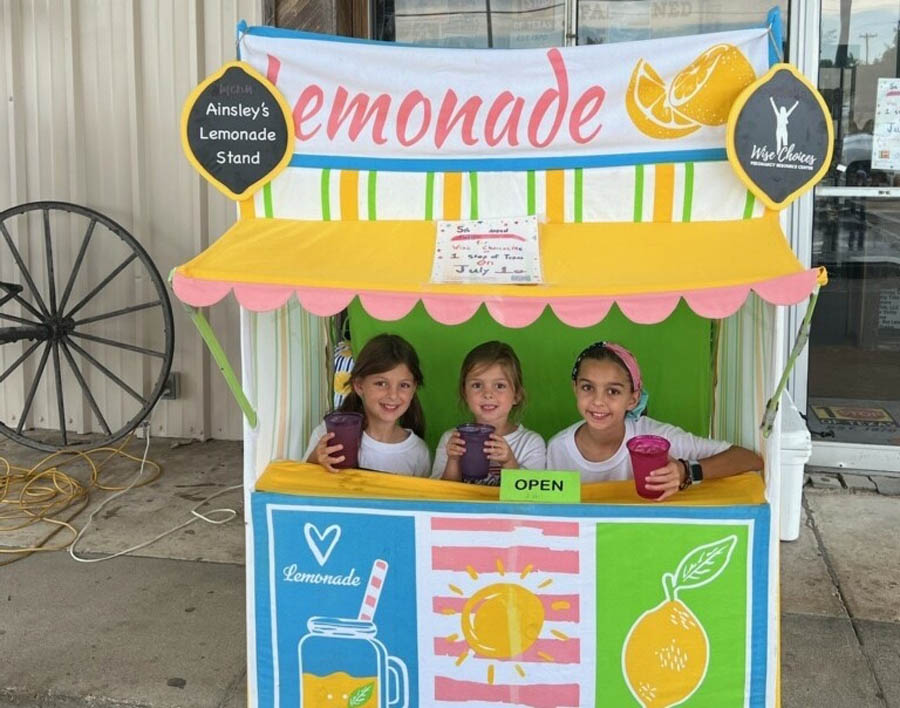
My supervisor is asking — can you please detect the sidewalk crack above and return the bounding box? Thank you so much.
[803,495,889,707]
[217,667,247,708]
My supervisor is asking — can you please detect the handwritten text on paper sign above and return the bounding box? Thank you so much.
[431,216,542,285]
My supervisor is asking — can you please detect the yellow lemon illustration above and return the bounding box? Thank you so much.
[460,582,545,658]
[626,60,700,140]
[667,44,756,126]
[621,535,738,708]
[623,600,708,708]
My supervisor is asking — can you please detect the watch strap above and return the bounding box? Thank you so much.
[678,459,692,490]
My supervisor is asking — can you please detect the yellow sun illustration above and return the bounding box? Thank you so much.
[442,560,573,684]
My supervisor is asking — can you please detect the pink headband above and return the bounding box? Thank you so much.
[571,341,643,392]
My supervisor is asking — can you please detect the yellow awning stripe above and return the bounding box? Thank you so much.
[175,213,808,299]
[339,169,358,221]
[654,163,675,223]
[443,172,462,220]
[547,169,565,223]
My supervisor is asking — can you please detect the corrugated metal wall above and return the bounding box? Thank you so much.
[1,0,264,441]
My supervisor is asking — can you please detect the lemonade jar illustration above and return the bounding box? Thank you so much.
[299,560,408,708]
[298,616,408,707]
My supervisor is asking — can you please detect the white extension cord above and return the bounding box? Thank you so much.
[68,408,242,564]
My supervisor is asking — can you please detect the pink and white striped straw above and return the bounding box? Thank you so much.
[357,559,388,621]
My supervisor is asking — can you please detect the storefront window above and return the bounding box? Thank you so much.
[577,0,788,45]
[372,0,788,48]
[372,0,566,48]
[818,0,900,188]
[808,0,900,450]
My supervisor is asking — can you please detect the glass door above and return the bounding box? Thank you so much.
[808,0,900,469]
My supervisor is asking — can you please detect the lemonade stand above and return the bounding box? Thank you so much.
[173,13,830,707]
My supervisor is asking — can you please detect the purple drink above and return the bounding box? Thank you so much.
[626,435,671,499]
[324,412,364,469]
[457,423,495,481]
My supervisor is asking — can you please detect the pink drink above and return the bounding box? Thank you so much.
[457,423,495,481]
[626,435,671,499]
[324,412,364,469]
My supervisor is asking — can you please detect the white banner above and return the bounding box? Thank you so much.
[239,27,772,171]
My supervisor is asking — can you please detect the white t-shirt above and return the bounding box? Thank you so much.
[304,421,431,478]
[546,417,731,483]
[431,424,547,484]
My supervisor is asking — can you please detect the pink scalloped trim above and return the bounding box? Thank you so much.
[550,298,614,328]
[171,269,820,326]
[683,285,751,319]
[232,283,294,312]
[753,269,820,305]
[358,292,419,321]
[485,299,547,328]
[171,274,233,307]
[296,288,355,316]
[421,296,481,324]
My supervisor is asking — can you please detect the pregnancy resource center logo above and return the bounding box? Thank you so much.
[282,522,362,586]
[749,96,816,171]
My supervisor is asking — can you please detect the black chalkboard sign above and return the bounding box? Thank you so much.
[727,64,833,210]
[181,62,293,200]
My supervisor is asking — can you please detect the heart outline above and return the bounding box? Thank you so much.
[304,523,341,566]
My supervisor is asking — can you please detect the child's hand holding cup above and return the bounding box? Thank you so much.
[626,435,673,500]
[456,423,495,481]
[322,412,364,470]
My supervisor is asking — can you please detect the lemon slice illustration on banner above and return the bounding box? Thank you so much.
[622,535,738,708]
[626,60,700,140]
[668,44,756,126]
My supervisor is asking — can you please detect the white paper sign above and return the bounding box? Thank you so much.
[872,78,900,170]
[430,216,541,285]
[879,288,900,330]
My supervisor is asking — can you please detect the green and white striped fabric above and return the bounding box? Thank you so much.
[713,295,774,455]
[243,300,330,477]
[250,162,765,223]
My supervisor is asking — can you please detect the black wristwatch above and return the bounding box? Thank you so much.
[679,459,704,490]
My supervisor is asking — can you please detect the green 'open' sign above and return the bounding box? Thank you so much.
[499,470,582,504]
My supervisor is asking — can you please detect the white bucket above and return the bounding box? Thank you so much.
[780,390,812,541]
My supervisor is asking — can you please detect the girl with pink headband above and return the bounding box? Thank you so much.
[547,341,763,499]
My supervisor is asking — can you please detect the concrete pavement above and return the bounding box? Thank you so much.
[0,436,897,707]
[781,491,898,707]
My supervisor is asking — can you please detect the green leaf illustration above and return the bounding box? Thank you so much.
[348,682,375,707]
[670,535,738,596]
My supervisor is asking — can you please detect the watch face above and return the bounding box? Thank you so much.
[690,462,704,483]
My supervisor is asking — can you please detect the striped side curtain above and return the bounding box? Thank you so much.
[242,300,330,480]
[712,294,774,457]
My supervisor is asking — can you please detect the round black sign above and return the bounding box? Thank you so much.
[728,65,833,209]
[182,62,293,200]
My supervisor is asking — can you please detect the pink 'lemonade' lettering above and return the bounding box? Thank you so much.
[570,87,606,143]
[435,90,483,148]
[293,85,324,139]
[327,87,390,144]
[396,90,431,146]
[289,48,605,152]
[485,91,524,147]
[528,48,569,148]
